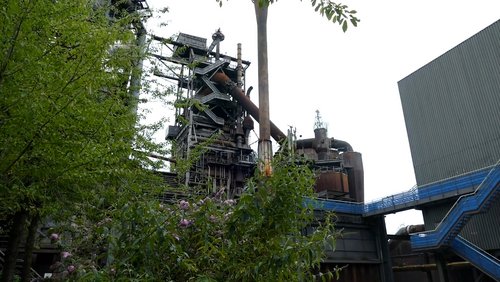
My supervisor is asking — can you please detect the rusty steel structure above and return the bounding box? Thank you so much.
[149,32,398,282]
[151,32,366,204]
[295,111,365,203]
[152,31,263,197]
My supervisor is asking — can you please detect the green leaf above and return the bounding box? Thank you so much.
[342,20,348,32]
[350,18,358,27]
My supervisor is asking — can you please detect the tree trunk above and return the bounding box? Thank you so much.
[1,210,28,282]
[254,1,273,176]
[20,212,40,282]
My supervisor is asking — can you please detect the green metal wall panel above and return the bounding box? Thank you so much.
[421,199,500,250]
[399,19,500,251]
[398,20,500,185]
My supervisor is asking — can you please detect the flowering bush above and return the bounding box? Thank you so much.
[55,155,337,281]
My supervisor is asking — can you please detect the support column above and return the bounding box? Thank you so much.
[375,216,394,282]
[435,252,450,282]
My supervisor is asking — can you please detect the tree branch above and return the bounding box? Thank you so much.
[0,0,35,87]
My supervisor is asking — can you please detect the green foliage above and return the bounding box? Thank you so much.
[56,156,338,281]
[0,0,165,217]
[215,0,360,32]
[0,1,342,280]
[309,0,359,32]
[173,131,220,176]
[223,154,338,281]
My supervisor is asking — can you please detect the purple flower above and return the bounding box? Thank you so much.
[61,251,71,259]
[179,218,192,228]
[224,199,235,206]
[50,233,59,241]
[67,265,76,273]
[179,200,190,210]
[224,212,233,220]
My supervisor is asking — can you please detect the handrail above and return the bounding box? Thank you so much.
[304,197,363,215]
[410,161,500,250]
[309,165,493,217]
[307,160,500,281]
[450,236,500,281]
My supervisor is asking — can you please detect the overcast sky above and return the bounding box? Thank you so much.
[144,0,500,232]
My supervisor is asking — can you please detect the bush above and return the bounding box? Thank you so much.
[56,155,337,281]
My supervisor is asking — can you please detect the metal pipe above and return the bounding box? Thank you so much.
[392,261,472,272]
[237,43,243,88]
[295,138,314,149]
[295,137,354,152]
[211,72,286,142]
[332,139,353,152]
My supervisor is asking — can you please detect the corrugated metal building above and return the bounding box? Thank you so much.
[398,20,500,256]
[398,20,500,186]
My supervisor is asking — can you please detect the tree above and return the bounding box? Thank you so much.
[216,0,359,176]
[0,1,342,280]
[56,155,337,281]
[0,1,164,280]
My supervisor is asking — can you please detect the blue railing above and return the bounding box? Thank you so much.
[304,198,363,215]
[450,236,500,281]
[363,187,419,215]
[309,165,494,216]
[308,161,499,280]
[410,163,500,250]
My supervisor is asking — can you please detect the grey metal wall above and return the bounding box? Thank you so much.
[422,198,500,250]
[398,19,500,185]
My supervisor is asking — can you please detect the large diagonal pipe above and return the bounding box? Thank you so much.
[212,72,286,142]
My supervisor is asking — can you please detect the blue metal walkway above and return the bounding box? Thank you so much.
[310,165,491,217]
[309,160,500,281]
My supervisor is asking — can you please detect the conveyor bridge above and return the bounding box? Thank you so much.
[309,160,500,281]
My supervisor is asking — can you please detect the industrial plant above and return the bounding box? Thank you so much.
[1,0,499,280]
[147,18,500,281]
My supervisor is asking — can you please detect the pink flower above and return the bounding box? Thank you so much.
[224,199,235,205]
[61,251,71,259]
[50,233,59,241]
[179,218,191,228]
[67,265,76,273]
[224,212,233,220]
[179,200,190,210]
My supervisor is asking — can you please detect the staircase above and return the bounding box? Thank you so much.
[450,236,500,281]
[194,59,228,76]
[410,161,500,250]
[410,161,500,281]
